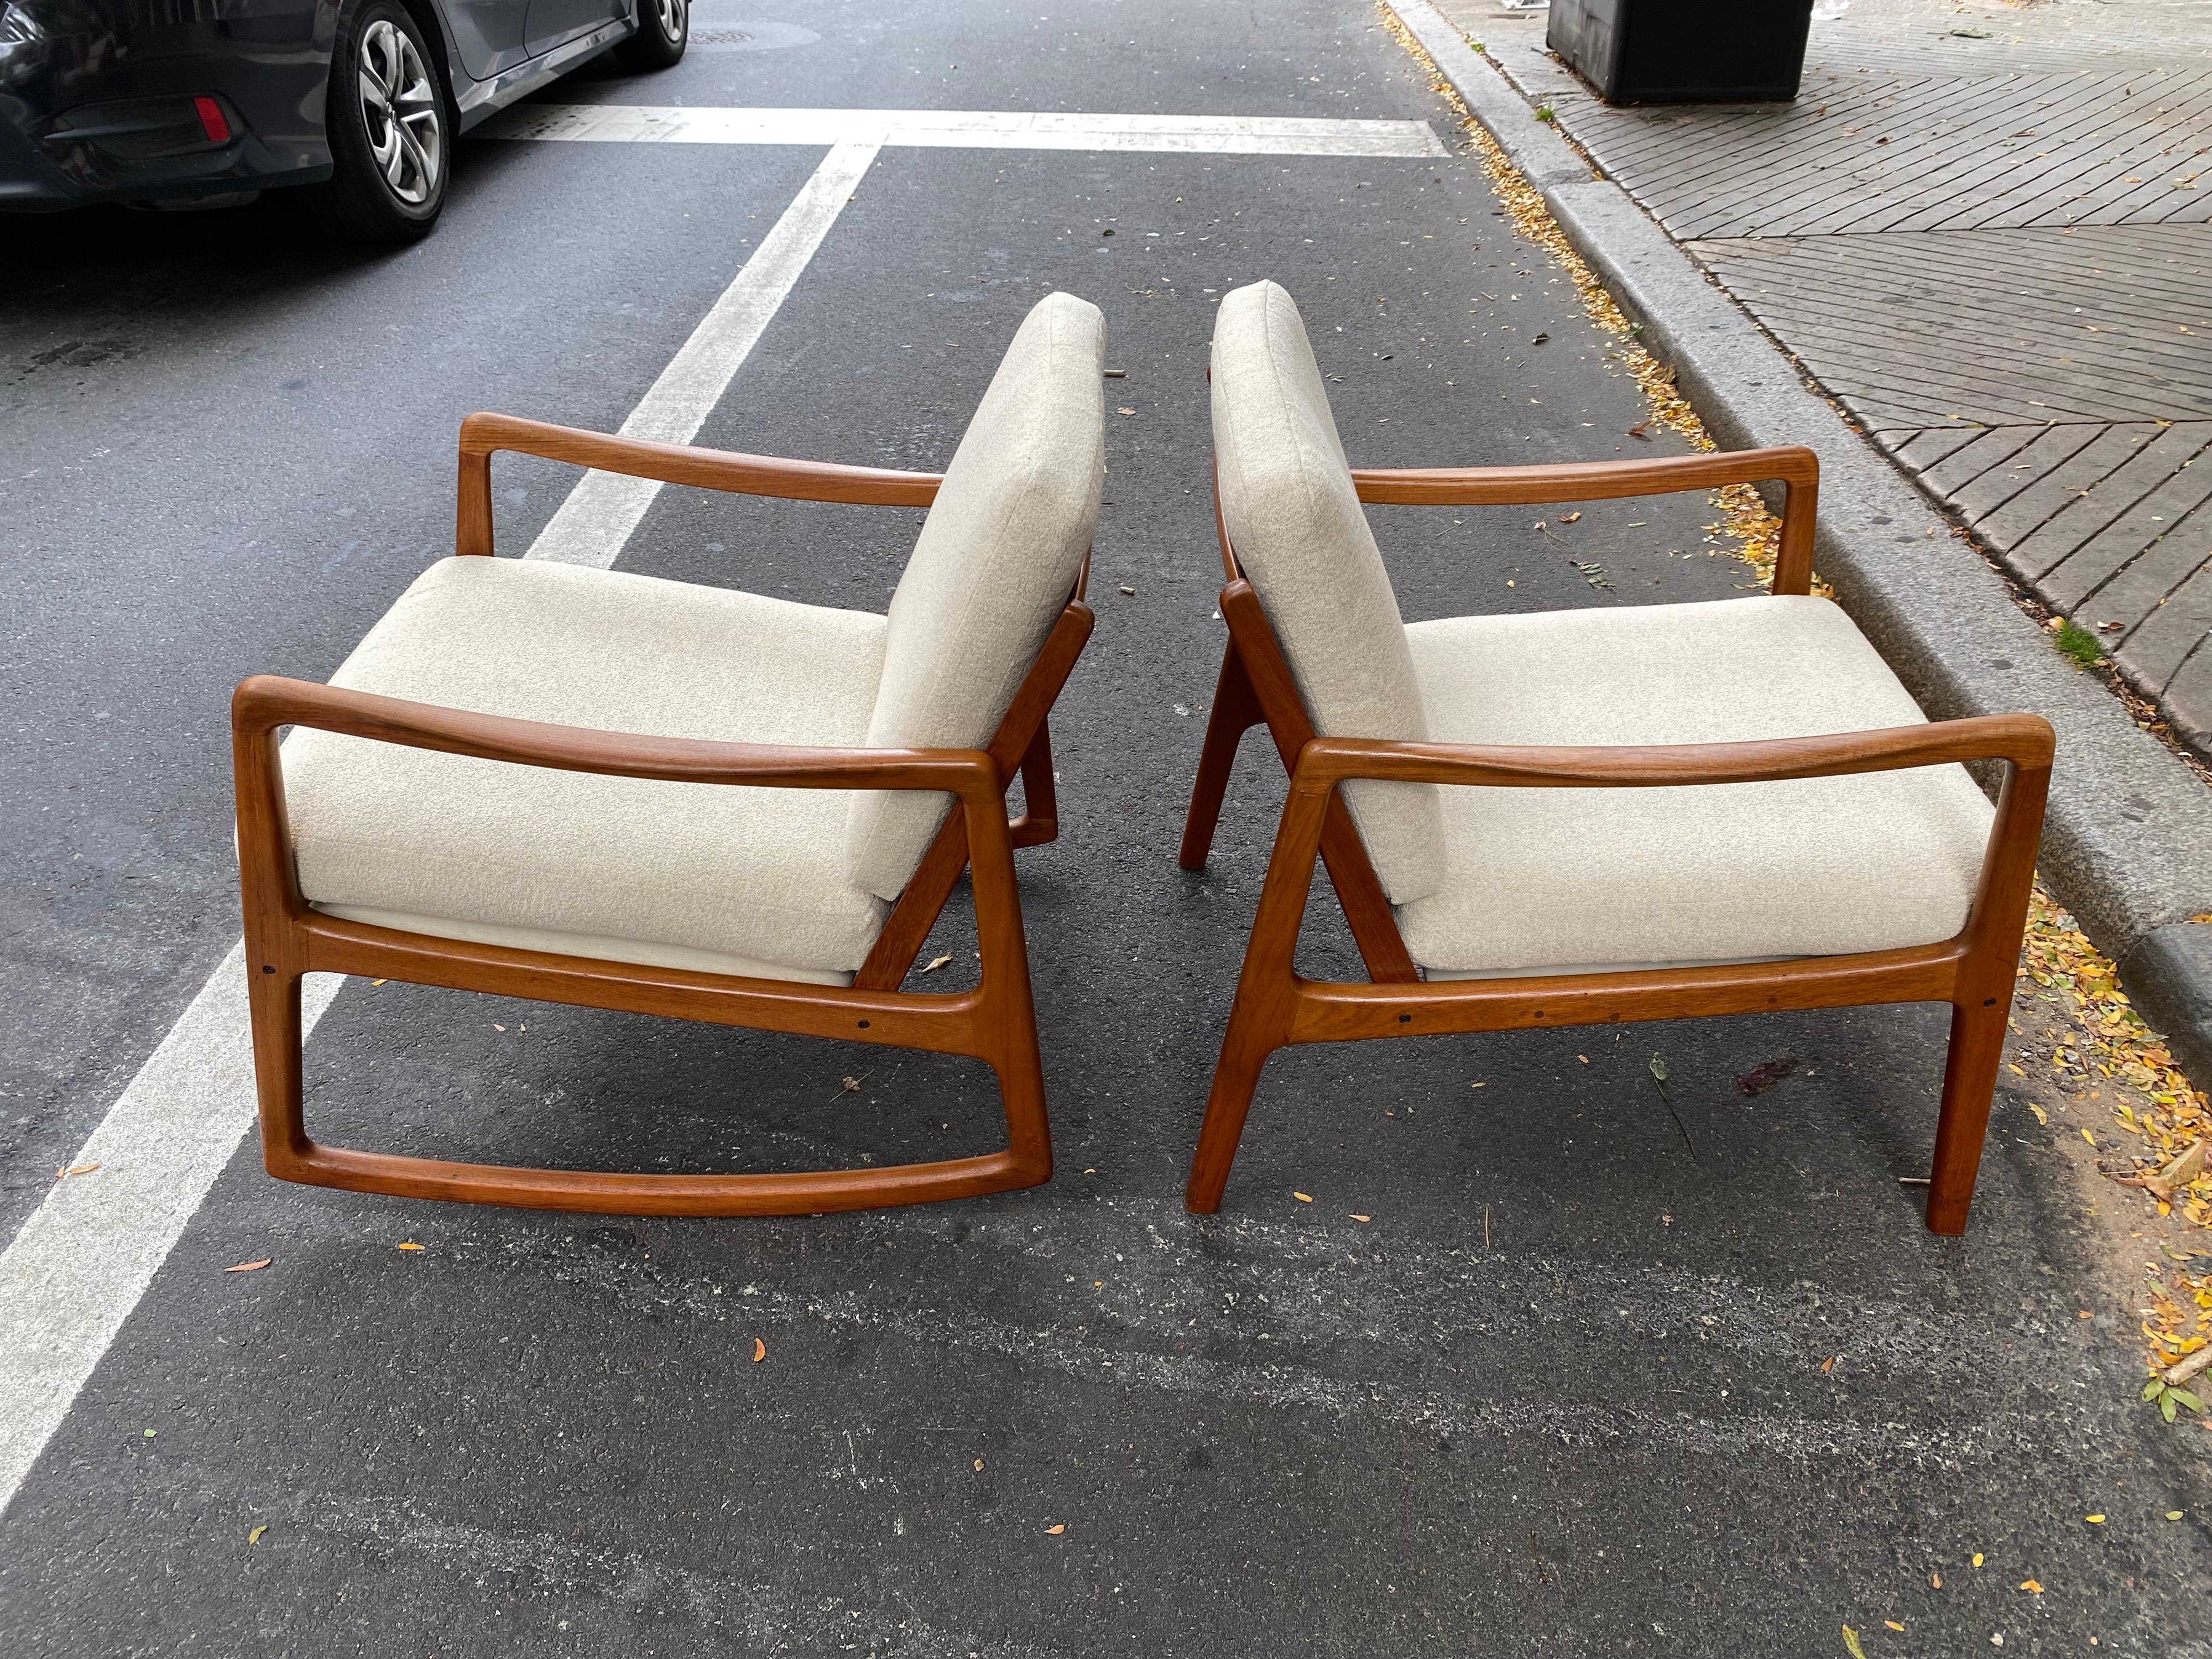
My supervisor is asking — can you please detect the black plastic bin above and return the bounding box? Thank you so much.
[1547,0,1815,103]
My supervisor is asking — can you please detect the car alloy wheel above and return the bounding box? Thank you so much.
[356,17,442,206]
[653,0,685,41]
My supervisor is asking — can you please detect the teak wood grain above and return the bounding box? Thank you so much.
[236,413,1091,1217]
[1178,444,2052,1235]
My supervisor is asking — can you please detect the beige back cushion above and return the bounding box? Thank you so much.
[843,290,1105,900]
[1211,280,1444,904]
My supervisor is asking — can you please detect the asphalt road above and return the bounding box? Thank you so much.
[2,1,2206,1652]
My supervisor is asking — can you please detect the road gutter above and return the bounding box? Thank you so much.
[1386,0,2212,1086]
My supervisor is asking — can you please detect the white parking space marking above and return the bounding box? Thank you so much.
[530,139,878,567]
[490,103,1448,158]
[0,947,343,1512]
[0,139,882,1519]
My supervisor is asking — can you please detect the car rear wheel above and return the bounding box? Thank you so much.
[309,0,448,243]
[613,0,687,71]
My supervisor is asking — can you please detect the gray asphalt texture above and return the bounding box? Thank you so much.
[3,1,2208,1652]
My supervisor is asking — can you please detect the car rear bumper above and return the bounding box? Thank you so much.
[0,0,339,208]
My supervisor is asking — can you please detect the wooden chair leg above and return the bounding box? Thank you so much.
[1181,643,1263,870]
[1924,993,2011,1235]
[1011,721,1059,849]
[247,963,313,1181]
[1183,1005,1286,1213]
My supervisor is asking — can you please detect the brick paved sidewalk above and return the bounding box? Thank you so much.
[1441,0,2212,757]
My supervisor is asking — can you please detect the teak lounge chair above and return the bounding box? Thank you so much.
[234,291,1105,1216]
[1180,281,2052,1235]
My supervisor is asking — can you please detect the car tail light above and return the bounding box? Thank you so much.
[194,96,230,145]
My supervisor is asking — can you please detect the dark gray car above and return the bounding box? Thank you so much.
[0,0,686,239]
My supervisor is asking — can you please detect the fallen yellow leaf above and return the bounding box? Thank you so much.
[1293,1192,1313,1203]
[248,1525,267,1544]
[2085,1514,2105,1524]
[1045,1523,1066,1535]
[1351,1214,1372,1223]
[1885,1622,1903,1632]
[1932,1572,1941,1588]
[752,1338,766,1363]
[2082,1128,2097,1146]
[2019,1579,2043,1594]
[1842,1625,1866,1659]
[397,1242,424,1251]
[921,954,953,974]
[1973,1553,1984,1568]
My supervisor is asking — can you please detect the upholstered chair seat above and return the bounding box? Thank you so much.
[283,557,894,985]
[1397,595,1994,978]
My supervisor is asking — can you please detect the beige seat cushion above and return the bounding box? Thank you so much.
[1394,594,1995,978]
[1211,279,1444,904]
[844,290,1105,900]
[283,556,893,986]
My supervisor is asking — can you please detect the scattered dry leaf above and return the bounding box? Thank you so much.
[1351,1214,1372,1223]
[1293,1191,1313,1203]
[223,1259,272,1274]
[920,954,953,974]
[1045,1523,1066,1535]
[974,1459,984,1471]
[397,1241,424,1251]
[1559,510,1580,523]
[248,1525,267,1544]
[1842,1625,1866,1659]
[752,1338,767,1364]
[2018,1580,2043,1594]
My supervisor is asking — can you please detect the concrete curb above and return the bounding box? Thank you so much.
[1389,0,2212,1086]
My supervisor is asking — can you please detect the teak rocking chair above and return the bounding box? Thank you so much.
[235,292,1105,1217]
[1180,281,2052,1235]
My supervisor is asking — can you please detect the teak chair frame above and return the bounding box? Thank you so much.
[235,411,1094,1218]
[1179,445,2053,1235]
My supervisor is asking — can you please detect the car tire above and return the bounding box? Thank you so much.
[613,0,686,71]
[307,0,450,244]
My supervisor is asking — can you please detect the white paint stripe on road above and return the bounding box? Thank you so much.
[490,103,1448,158]
[0,141,881,1519]
[529,139,879,567]
[0,948,344,1511]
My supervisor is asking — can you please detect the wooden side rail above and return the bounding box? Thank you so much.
[232,674,1000,798]
[1284,714,2053,793]
[1349,443,1819,596]
[455,410,944,556]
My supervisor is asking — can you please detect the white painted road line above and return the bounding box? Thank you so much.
[0,948,343,1512]
[490,103,1448,158]
[0,140,883,1520]
[529,139,878,567]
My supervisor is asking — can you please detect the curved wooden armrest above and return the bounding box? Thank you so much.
[1348,445,1815,505]
[456,411,942,556]
[1349,444,1820,594]
[232,675,994,799]
[1288,713,2054,796]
